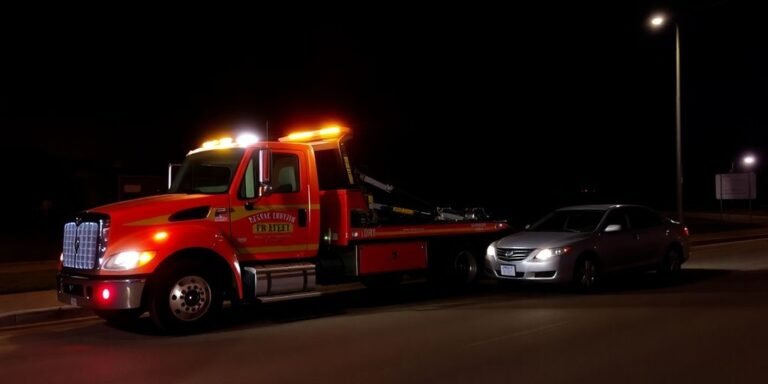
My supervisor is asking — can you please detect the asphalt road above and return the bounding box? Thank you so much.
[2,239,768,384]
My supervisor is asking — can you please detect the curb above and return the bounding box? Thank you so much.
[0,305,94,329]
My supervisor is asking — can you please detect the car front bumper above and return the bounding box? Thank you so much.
[57,273,146,310]
[484,256,573,283]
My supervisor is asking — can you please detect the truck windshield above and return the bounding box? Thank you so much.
[169,149,244,194]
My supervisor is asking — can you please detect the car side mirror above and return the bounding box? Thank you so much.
[604,224,622,233]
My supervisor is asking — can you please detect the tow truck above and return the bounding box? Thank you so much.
[57,126,509,332]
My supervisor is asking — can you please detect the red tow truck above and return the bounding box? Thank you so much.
[57,126,509,332]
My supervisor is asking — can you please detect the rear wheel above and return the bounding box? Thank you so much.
[573,257,599,292]
[658,248,683,279]
[451,250,479,285]
[428,248,480,289]
[150,265,222,333]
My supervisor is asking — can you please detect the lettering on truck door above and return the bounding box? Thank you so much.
[232,150,316,261]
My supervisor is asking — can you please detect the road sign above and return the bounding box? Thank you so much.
[716,173,756,200]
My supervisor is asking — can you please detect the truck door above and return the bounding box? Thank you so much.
[231,149,317,262]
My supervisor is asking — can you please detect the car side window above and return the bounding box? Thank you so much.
[627,207,662,230]
[604,209,629,231]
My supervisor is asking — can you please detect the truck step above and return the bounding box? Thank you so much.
[242,262,317,301]
[258,291,322,303]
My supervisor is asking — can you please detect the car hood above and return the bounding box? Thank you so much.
[495,231,592,249]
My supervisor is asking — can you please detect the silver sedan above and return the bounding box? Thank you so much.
[484,204,690,289]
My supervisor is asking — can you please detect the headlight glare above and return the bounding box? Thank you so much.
[103,251,156,270]
[533,246,571,261]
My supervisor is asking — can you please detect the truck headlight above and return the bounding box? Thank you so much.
[532,246,571,261]
[102,251,156,270]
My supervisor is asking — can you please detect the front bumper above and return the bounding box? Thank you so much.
[57,273,146,310]
[484,256,572,283]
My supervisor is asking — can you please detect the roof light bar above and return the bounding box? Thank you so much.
[189,133,260,154]
[279,126,350,143]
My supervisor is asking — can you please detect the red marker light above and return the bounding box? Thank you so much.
[101,288,111,301]
[683,227,690,237]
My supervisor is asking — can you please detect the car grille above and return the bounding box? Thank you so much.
[62,214,109,270]
[496,247,534,261]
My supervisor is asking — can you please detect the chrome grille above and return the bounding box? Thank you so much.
[62,222,101,269]
[496,247,534,261]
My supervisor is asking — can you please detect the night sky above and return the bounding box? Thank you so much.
[2,1,765,232]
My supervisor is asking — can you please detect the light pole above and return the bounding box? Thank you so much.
[650,13,683,224]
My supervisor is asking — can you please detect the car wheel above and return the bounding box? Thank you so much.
[573,257,599,291]
[658,248,683,278]
[150,265,222,333]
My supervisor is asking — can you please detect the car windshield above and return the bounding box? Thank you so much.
[528,209,606,233]
[169,148,244,194]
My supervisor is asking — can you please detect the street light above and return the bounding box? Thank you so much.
[732,154,757,172]
[741,154,758,223]
[649,12,683,224]
[743,155,756,167]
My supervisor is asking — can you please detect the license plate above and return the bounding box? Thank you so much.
[500,265,516,276]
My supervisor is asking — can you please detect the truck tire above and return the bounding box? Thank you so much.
[451,249,479,286]
[149,264,222,333]
[427,248,479,289]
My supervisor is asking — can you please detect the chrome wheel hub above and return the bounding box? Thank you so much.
[168,275,211,322]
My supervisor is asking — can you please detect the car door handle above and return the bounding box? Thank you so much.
[298,208,307,227]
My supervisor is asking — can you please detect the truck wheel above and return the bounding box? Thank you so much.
[94,309,144,326]
[451,250,479,286]
[150,266,222,333]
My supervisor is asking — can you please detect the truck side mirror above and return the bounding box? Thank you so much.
[258,149,272,197]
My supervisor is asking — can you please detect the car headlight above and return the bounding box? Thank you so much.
[102,251,156,270]
[486,243,497,258]
[532,246,571,261]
